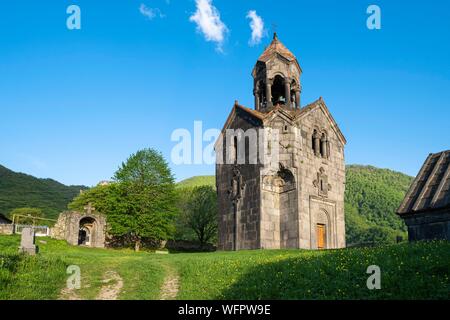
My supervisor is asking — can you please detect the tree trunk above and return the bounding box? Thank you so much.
[135,239,141,252]
[199,230,205,249]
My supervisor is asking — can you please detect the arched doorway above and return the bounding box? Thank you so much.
[78,217,96,246]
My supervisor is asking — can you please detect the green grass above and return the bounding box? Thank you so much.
[0,251,66,300]
[0,235,449,300]
[173,243,450,300]
[0,235,166,300]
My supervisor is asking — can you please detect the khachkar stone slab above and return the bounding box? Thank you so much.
[19,227,39,255]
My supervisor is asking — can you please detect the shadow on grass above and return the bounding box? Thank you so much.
[218,243,450,300]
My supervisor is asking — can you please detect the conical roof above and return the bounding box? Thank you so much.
[258,33,297,63]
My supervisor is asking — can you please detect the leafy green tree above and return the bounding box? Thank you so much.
[113,148,177,251]
[360,226,399,245]
[69,149,177,251]
[9,207,43,225]
[173,187,198,241]
[345,165,411,246]
[179,186,218,247]
[68,183,127,218]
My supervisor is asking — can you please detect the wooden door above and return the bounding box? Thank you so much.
[316,224,326,249]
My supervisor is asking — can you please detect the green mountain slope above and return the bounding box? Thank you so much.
[0,165,87,220]
[177,175,215,189]
[344,165,412,245]
[177,165,414,245]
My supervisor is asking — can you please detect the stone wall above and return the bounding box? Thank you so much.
[217,107,263,250]
[294,103,346,249]
[403,211,450,241]
[260,113,301,249]
[0,224,14,235]
[217,102,346,251]
[51,211,107,248]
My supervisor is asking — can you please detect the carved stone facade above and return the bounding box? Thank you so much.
[51,208,106,248]
[216,34,346,250]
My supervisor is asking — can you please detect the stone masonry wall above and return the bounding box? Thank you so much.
[0,224,14,235]
[217,103,346,251]
[51,211,107,248]
[217,107,263,250]
[295,104,346,249]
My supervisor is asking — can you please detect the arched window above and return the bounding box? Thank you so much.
[320,133,326,158]
[312,130,320,156]
[312,130,316,153]
[320,133,329,159]
[233,136,238,163]
[259,81,267,109]
[290,80,298,108]
[271,75,285,105]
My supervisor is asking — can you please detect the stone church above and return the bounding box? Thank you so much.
[216,33,346,250]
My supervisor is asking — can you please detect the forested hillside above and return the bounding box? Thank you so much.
[0,163,413,244]
[0,165,87,220]
[344,165,413,245]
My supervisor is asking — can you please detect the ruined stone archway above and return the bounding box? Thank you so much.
[52,211,106,248]
[78,216,97,246]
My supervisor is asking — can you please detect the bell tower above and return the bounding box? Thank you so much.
[252,33,302,111]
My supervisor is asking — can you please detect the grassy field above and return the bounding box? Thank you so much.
[0,235,166,300]
[0,235,449,300]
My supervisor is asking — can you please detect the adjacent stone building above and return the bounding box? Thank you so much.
[51,204,106,248]
[397,150,450,241]
[216,34,346,251]
[0,213,13,235]
[0,213,12,224]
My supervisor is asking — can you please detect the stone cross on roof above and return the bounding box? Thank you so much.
[84,203,95,215]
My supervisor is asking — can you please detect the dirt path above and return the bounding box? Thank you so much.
[59,287,81,300]
[159,266,180,300]
[96,271,124,300]
[58,271,84,300]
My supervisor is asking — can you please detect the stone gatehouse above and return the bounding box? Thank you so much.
[51,204,106,248]
[216,33,346,251]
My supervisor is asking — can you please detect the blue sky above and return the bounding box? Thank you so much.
[0,0,449,186]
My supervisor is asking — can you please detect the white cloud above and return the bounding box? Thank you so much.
[246,10,265,46]
[189,0,228,50]
[139,3,165,20]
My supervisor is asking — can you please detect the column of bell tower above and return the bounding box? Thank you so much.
[251,33,302,111]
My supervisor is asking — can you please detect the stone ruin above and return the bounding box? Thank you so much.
[51,204,107,248]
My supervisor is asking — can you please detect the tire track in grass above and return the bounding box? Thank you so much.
[96,270,123,300]
[159,263,180,300]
